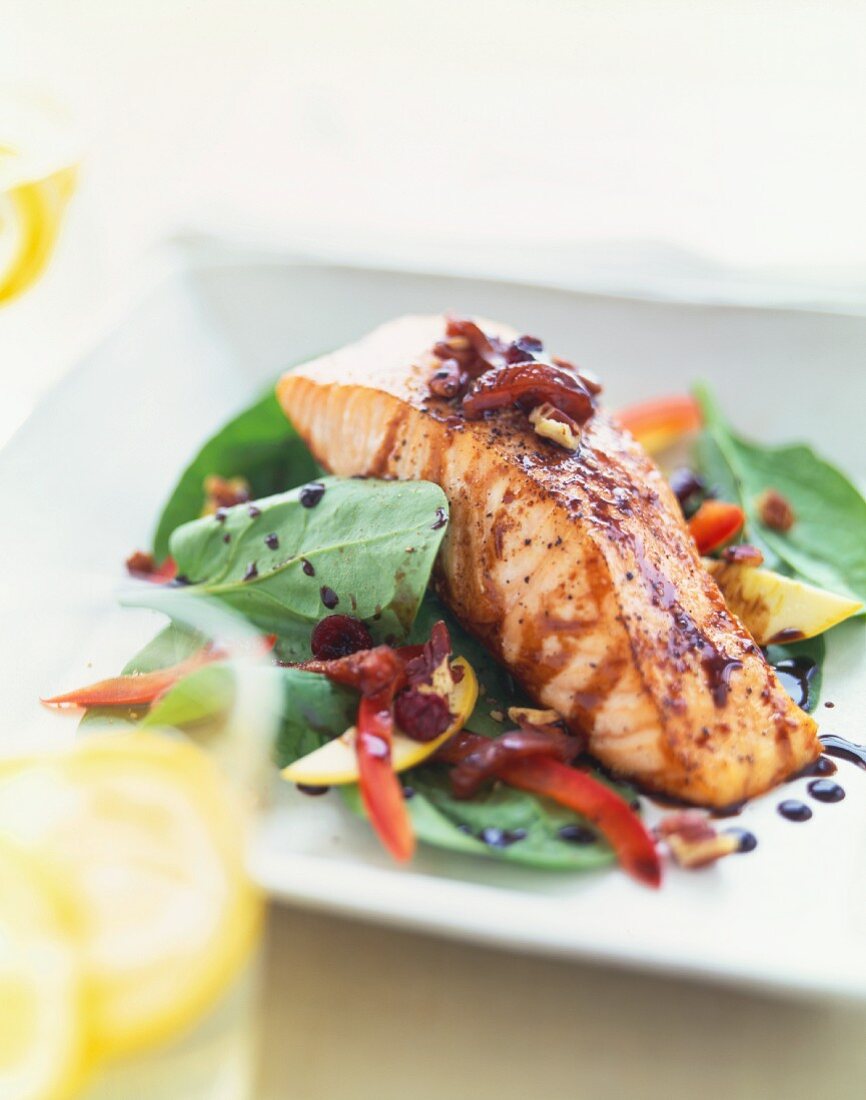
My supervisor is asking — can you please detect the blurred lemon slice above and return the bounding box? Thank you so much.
[0,837,91,1100]
[0,732,263,1063]
[0,92,78,304]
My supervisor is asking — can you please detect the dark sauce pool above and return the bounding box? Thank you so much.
[772,655,818,710]
[788,755,837,782]
[821,735,866,770]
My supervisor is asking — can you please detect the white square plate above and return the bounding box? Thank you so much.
[3,248,865,1002]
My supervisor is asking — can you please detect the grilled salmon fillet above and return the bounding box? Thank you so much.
[277,315,820,807]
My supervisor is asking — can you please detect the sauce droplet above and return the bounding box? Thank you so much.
[724,828,758,853]
[265,532,279,550]
[479,826,527,848]
[807,779,845,803]
[558,824,598,845]
[301,558,316,577]
[431,506,448,530]
[820,734,866,770]
[247,503,261,518]
[777,799,812,822]
[299,482,326,508]
[772,656,817,710]
[242,562,258,581]
[320,585,339,609]
[296,784,329,796]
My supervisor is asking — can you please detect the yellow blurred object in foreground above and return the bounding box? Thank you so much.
[0,141,77,304]
[0,838,90,1100]
[0,732,263,1097]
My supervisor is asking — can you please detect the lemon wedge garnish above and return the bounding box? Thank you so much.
[0,142,77,303]
[281,657,477,786]
[705,559,863,645]
[0,732,263,1062]
[0,837,91,1100]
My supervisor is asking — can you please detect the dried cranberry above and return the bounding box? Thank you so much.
[757,488,796,532]
[721,543,764,566]
[310,615,373,660]
[439,727,581,799]
[669,467,707,513]
[404,621,452,686]
[553,359,602,395]
[125,550,156,577]
[462,362,595,425]
[505,335,544,363]
[428,358,465,398]
[394,688,452,742]
[306,645,403,697]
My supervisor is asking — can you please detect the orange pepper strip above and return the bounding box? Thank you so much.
[615,395,702,454]
[356,692,416,861]
[688,500,745,555]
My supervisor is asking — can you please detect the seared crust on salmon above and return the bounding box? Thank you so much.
[277,315,820,807]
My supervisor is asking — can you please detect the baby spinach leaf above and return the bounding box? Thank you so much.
[153,389,319,559]
[121,622,205,673]
[165,478,449,657]
[341,767,616,871]
[694,384,866,603]
[270,668,358,768]
[141,663,235,730]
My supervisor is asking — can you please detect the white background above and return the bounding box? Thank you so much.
[2,0,866,444]
[2,3,866,1097]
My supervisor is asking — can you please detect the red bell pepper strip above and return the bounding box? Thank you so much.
[495,755,661,887]
[42,648,222,709]
[125,553,178,583]
[688,500,745,555]
[615,395,702,454]
[438,731,660,887]
[151,556,178,582]
[356,691,415,862]
[42,634,276,710]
